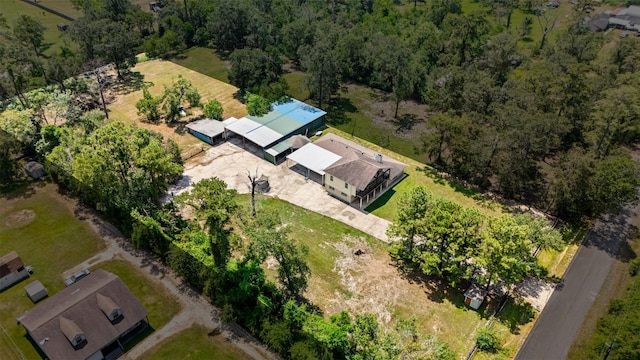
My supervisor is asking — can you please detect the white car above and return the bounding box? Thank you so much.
[64,269,91,287]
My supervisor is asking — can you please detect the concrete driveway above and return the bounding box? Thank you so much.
[169,139,391,242]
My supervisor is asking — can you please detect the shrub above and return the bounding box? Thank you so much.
[629,258,640,276]
[476,326,501,352]
[203,99,223,120]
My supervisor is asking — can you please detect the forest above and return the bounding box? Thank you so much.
[1,0,640,358]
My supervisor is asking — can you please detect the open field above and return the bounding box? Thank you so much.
[171,47,232,83]
[1,0,69,55]
[0,183,106,359]
[142,325,254,360]
[107,59,247,154]
[26,0,81,19]
[235,195,525,356]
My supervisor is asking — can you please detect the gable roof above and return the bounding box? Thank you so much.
[0,251,24,278]
[18,270,148,360]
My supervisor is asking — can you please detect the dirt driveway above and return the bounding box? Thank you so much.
[169,138,391,242]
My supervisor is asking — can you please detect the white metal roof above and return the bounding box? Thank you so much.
[222,116,239,125]
[286,143,342,176]
[186,119,226,137]
[224,116,260,134]
[244,126,285,147]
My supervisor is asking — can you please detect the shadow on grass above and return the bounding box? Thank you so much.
[497,297,536,334]
[110,71,149,95]
[26,332,48,360]
[391,264,493,318]
[416,166,499,210]
[365,188,396,213]
[123,323,155,352]
[0,180,44,200]
[326,96,357,126]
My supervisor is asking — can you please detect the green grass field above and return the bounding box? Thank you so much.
[0,184,106,359]
[142,325,253,359]
[2,0,70,55]
[170,47,232,83]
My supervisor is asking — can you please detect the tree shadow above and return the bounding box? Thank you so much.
[110,71,149,95]
[496,297,536,334]
[582,207,639,263]
[391,113,423,133]
[416,166,498,210]
[0,180,39,200]
[326,97,357,126]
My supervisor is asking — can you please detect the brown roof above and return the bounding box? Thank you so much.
[18,270,148,360]
[315,133,407,190]
[0,251,24,278]
[96,293,120,317]
[59,317,83,344]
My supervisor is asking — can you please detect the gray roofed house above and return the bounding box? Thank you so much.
[17,269,148,360]
[0,251,30,291]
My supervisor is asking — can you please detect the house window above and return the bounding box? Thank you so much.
[330,175,334,181]
[329,186,335,191]
[344,183,348,189]
[341,192,348,197]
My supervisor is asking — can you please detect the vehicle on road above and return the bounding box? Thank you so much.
[64,269,91,287]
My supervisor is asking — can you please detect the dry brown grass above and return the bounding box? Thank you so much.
[107,59,246,154]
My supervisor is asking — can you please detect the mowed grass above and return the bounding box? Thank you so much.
[1,0,69,55]
[29,0,81,19]
[142,325,253,360]
[235,195,520,356]
[0,183,106,360]
[170,47,232,83]
[108,59,246,154]
[90,259,181,331]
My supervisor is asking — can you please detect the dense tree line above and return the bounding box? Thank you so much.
[388,186,564,290]
[2,0,639,220]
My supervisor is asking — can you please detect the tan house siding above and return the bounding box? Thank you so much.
[324,175,356,202]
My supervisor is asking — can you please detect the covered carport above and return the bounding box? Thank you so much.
[286,143,341,184]
[185,119,227,145]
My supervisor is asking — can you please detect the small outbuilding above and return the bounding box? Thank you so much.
[1,251,30,291]
[464,283,487,310]
[24,280,48,303]
[24,161,44,179]
[57,23,69,32]
[186,118,227,145]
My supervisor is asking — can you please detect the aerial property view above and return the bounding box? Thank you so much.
[1,0,640,359]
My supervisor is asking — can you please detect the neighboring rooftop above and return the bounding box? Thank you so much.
[0,251,24,278]
[18,269,148,360]
[185,118,226,139]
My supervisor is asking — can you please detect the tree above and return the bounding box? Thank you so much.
[176,178,239,268]
[536,8,560,51]
[161,75,201,122]
[95,21,139,78]
[203,99,223,120]
[136,86,162,122]
[245,93,272,116]
[229,48,283,97]
[13,15,46,58]
[0,129,21,186]
[387,186,433,264]
[300,36,341,109]
[246,212,311,299]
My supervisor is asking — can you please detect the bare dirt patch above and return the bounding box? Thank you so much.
[323,235,407,326]
[3,209,36,228]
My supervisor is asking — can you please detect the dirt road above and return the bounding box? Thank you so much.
[66,207,278,360]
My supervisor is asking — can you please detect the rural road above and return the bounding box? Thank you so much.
[515,203,639,360]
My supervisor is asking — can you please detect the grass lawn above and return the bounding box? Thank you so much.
[142,325,253,359]
[2,0,69,55]
[107,59,246,155]
[31,0,81,19]
[170,47,232,83]
[233,195,522,356]
[0,183,106,360]
[90,259,181,331]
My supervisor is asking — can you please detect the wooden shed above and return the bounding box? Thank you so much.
[464,283,487,310]
[24,280,48,303]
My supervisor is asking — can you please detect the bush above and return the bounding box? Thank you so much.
[629,258,640,276]
[476,326,501,352]
[203,99,224,120]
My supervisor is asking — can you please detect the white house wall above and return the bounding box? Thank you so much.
[0,268,29,290]
[324,175,357,203]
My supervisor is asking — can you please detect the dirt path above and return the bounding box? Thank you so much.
[67,207,278,360]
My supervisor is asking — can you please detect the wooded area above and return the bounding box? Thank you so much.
[1,0,640,358]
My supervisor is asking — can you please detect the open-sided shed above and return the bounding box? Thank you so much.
[186,119,227,145]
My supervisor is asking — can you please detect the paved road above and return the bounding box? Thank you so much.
[516,205,638,360]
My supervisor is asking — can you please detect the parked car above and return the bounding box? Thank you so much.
[64,269,91,287]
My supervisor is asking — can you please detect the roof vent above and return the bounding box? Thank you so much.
[375,154,383,163]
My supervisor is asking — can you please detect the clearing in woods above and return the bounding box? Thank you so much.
[107,59,247,156]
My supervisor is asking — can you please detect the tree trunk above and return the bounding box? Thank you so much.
[95,70,109,119]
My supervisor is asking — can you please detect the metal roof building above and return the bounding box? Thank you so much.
[185,118,227,145]
[225,99,327,163]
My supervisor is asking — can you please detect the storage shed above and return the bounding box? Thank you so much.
[464,283,487,310]
[24,161,44,179]
[186,119,227,145]
[24,280,48,303]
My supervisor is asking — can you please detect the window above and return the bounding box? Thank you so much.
[341,192,348,197]
[328,186,335,191]
[344,183,348,189]
[329,175,334,181]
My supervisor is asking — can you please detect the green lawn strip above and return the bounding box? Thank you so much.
[142,325,253,360]
[2,0,68,55]
[170,47,231,83]
[0,184,106,359]
[34,0,81,19]
[89,259,181,331]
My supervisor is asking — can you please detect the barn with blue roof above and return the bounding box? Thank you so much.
[223,98,326,163]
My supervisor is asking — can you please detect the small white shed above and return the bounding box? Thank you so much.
[24,280,48,303]
[464,283,487,310]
